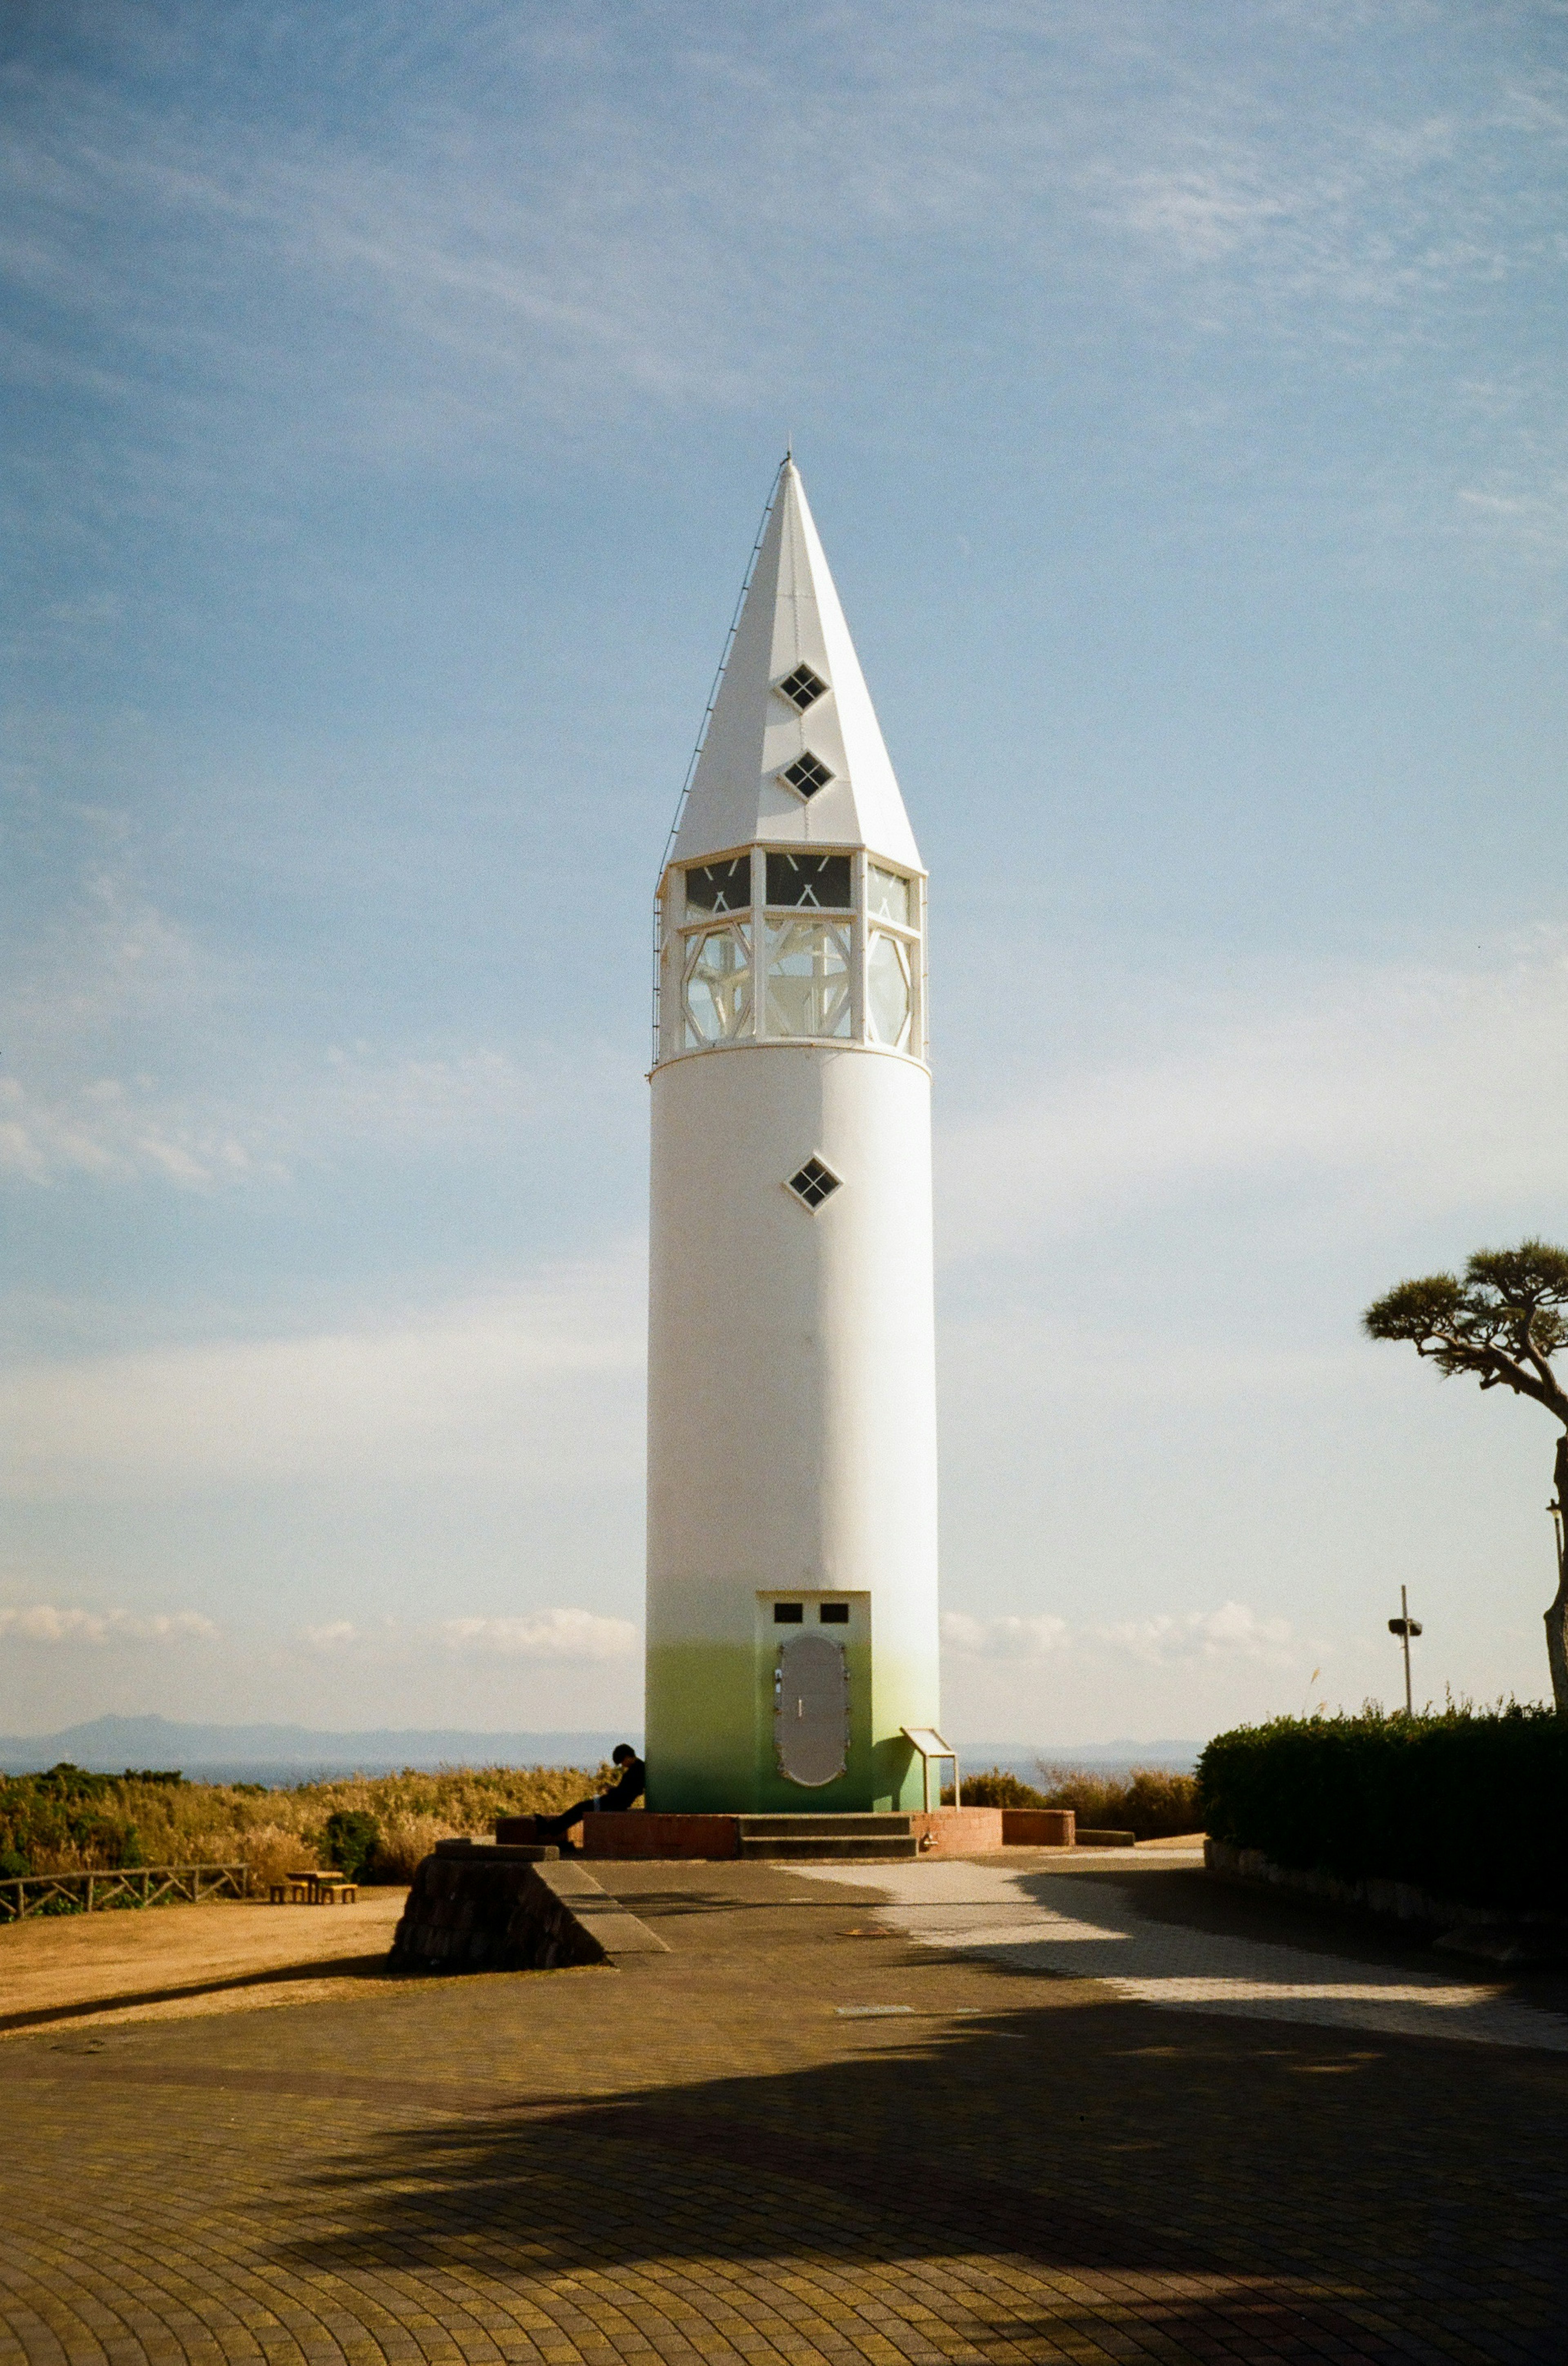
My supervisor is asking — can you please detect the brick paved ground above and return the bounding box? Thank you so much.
[4,1853,1567,2366]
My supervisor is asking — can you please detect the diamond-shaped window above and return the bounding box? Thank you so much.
[778,665,828,713]
[781,753,834,801]
[785,1157,842,1211]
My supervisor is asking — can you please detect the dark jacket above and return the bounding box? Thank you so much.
[597,1755,645,1812]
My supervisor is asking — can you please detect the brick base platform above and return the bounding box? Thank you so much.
[494,1808,1011,1860]
[1002,1807,1076,1845]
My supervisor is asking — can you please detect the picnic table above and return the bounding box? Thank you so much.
[267,1871,359,1905]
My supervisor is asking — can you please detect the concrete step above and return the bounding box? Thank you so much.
[737,1815,915,1839]
[737,1835,920,1861]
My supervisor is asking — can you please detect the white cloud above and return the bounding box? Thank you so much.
[942,1610,1069,1659]
[1457,471,1568,567]
[441,1609,639,1662]
[1094,1602,1296,1667]
[0,1604,217,1647]
[942,1601,1297,1670]
[0,1072,278,1189]
[0,858,608,1192]
[294,1609,640,1661]
[302,1621,359,1650]
[0,1249,644,1500]
[0,1046,555,1191]
[941,935,1568,1255]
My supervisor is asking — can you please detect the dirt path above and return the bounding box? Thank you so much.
[0,1889,407,2038]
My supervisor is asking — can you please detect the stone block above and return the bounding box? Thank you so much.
[391,1853,612,1973]
[494,1815,584,1848]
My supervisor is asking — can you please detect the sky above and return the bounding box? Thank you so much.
[2,0,1566,1748]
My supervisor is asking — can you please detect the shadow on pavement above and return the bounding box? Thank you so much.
[278,1990,1568,2362]
[0,1952,395,2036]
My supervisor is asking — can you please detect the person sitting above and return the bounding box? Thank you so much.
[535,1745,644,1851]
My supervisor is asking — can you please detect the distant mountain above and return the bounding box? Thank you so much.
[0,1714,1200,1785]
[0,1713,641,1783]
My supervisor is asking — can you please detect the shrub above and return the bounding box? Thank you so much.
[941,1764,1201,1835]
[943,1768,1051,1809]
[323,1809,381,1880]
[374,1811,461,1881]
[1034,1764,1202,1840]
[0,1845,31,1880]
[1198,1706,1568,1913]
[235,1822,318,1891]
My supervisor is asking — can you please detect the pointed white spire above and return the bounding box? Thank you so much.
[670,462,922,874]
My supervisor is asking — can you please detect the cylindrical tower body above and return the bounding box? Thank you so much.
[644,464,940,1812]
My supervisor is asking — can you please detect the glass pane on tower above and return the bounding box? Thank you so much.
[867,932,913,1048]
[868,865,913,926]
[764,920,852,1039]
[684,857,751,913]
[683,925,753,1047]
[765,852,852,910]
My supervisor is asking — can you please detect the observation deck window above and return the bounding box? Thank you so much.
[682,923,753,1048]
[684,857,750,914]
[765,918,852,1040]
[869,864,913,927]
[766,852,851,910]
[867,930,913,1050]
[661,847,924,1062]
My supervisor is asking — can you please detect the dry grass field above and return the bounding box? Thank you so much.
[0,1889,412,2039]
[0,1763,606,1889]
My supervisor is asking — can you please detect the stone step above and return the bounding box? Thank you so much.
[737,1815,915,1838]
[737,1835,920,1861]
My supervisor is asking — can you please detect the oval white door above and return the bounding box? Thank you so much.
[775,1631,849,1786]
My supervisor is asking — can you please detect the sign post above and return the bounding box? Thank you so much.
[1387,1586,1423,1716]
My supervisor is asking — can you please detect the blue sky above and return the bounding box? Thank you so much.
[3,0,1566,1744]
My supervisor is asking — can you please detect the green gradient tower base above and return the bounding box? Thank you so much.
[644,1634,937,1814]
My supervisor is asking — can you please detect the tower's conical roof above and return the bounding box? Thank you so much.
[669,463,922,874]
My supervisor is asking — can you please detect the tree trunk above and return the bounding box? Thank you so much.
[1544,1433,1568,1716]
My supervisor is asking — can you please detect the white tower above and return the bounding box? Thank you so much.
[645,461,939,1813]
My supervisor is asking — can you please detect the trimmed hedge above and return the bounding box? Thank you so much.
[1198,1707,1568,1914]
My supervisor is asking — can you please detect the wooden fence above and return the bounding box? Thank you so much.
[0,1863,249,1922]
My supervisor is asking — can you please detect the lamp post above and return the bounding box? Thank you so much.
[1387,1586,1423,1717]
